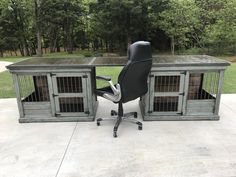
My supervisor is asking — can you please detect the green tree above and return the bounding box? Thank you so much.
[157,0,200,54]
[203,0,236,54]
[0,0,34,56]
[89,0,152,52]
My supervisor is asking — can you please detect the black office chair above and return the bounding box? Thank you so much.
[95,41,152,137]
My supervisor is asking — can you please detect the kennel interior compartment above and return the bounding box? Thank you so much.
[17,75,51,117]
[186,72,219,116]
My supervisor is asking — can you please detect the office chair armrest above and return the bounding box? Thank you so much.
[103,82,121,102]
[108,81,120,96]
[96,75,121,98]
[96,75,111,81]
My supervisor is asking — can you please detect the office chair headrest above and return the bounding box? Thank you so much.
[128,41,152,61]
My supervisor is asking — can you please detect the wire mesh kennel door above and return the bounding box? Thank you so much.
[51,73,89,117]
[149,72,185,115]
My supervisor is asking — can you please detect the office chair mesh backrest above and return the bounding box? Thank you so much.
[118,41,152,103]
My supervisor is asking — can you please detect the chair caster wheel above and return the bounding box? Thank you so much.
[111,110,117,116]
[113,132,117,138]
[97,118,102,126]
[134,112,138,118]
[138,126,142,130]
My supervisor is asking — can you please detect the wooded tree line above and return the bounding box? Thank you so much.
[0,0,235,57]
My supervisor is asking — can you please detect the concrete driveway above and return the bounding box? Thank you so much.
[0,61,12,72]
[0,95,236,177]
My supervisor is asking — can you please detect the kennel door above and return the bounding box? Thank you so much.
[149,72,185,115]
[51,73,89,117]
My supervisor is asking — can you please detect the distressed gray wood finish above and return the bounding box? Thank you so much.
[6,55,230,71]
[7,55,229,122]
[22,102,51,117]
[47,73,56,117]
[182,72,189,115]
[148,72,185,116]
[12,74,24,118]
[51,72,88,117]
[19,116,95,123]
[142,69,227,121]
[9,69,97,122]
[139,100,220,120]
[22,102,51,109]
[186,100,215,115]
[214,70,225,115]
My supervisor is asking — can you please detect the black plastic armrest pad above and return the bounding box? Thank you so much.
[96,75,111,81]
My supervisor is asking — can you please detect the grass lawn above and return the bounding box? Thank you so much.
[222,62,236,93]
[96,67,122,88]
[219,56,236,63]
[0,55,235,98]
[0,56,28,63]
[0,71,14,98]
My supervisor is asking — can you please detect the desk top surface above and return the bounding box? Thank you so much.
[7,55,230,70]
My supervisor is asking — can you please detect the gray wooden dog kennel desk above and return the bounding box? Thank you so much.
[7,55,230,123]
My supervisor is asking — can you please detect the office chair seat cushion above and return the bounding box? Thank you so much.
[95,85,118,97]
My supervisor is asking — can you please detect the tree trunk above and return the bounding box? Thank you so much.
[31,42,37,55]
[56,41,60,52]
[0,50,3,57]
[49,29,57,53]
[64,17,73,54]
[100,39,103,50]
[52,36,58,53]
[109,41,114,52]
[19,44,24,56]
[234,43,236,55]
[171,36,175,55]
[22,41,28,56]
[49,45,55,53]
[21,32,30,56]
[14,49,18,56]
[127,36,131,50]
[105,40,108,52]
[67,34,73,54]
[36,29,42,56]
[67,26,73,54]
[35,0,42,57]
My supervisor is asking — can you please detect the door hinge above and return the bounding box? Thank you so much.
[50,73,56,76]
[82,75,88,78]
[52,94,59,97]
[177,112,183,115]
[85,111,90,114]
[149,74,154,78]
[55,113,61,117]
[179,92,185,96]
